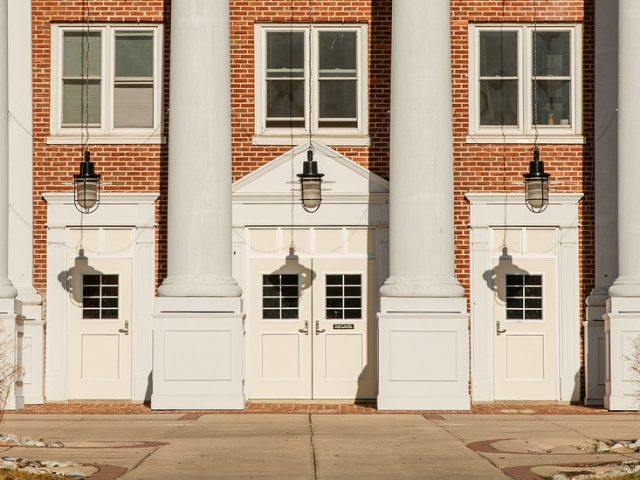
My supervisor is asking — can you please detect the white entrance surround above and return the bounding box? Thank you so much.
[43,193,158,402]
[466,193,582,403]
[233,141,390,400]
[152,0,244,410]
[604,0,640,412]
[378,0,468,411]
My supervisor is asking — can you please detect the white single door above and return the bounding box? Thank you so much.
[493,257,558,400]
[311,258,376,399]
[68,258,132,399]
[247,257,313,399]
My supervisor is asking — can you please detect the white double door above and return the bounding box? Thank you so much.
[247,257,376,399]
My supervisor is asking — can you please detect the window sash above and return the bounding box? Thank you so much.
[53,24,161,136]
[470,24,579,137]
[259,25,364,134]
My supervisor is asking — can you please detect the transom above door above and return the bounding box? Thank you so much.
[247,254,377,400]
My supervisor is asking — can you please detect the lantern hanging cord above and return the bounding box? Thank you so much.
[82,0,91,153]
[307,0,313,154]
[532,0,539,150]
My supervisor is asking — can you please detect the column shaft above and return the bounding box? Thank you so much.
[610,0,640,297]
[158,0,240,297]
[0,0,17,299]
[380,0,463,298]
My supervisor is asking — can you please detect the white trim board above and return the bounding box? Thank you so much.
[466,192,582,402]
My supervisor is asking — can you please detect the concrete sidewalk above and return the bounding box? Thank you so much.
[0,412,639,479]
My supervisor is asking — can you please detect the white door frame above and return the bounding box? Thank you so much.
[43,193,158,402]
[466,193,582,403]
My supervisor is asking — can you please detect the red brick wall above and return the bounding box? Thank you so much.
[31,0,170,296]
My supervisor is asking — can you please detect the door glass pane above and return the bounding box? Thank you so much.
[262,274,299,320]
[533,79,571,126]
[82,274,119,320]
[325,274,362,320]
[479,31,518,77]
[115,33,154,78]
[505,274,543,320]
[479,79,518,126]
[534,31,570,76]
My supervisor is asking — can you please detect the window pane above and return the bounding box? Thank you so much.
[267,32,304,72]
[63,79,101,125]
[533,79,571,126]
[114,84,154,128]
[319,31,357,74]
[319,80,357,119]
[115,33,154,78]
[479,79,518,126]
[479,31,517,77]
[534,31,570,76]
[63,31,102,77]
[266,79,304,120]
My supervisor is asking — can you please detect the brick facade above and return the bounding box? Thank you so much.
[30,0,594,396]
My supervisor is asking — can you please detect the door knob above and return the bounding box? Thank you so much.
[298,320,309,335]
[119,320,129,335]
[315,320,325,335]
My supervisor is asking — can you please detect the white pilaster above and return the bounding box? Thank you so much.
[585,0,618,405]
[377,0,468,411]
[152,0,244,410]
[604,0,640,410]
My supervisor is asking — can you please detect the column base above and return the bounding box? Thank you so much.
[604,297,640,411]
[377,297,470,411]
[380,276,465,298]
[151,297,245,410]
[0,299,24,410]
[584,288,608,406]
[157,275,242,297]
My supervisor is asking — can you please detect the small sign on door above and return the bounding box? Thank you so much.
[333,323,354,330]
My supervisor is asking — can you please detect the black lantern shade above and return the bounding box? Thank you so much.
[297,149,324,213]
[523,147,550,213]
[74,150,101,214]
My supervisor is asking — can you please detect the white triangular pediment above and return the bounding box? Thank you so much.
[232,141,389,199]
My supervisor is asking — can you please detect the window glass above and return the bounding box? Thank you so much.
[532,31,571,127]
[479,31,518,77]
[479,79,518,126]
[266,31,305,128]
[319,31,357,128]
[82,274,119,320]
[62,31,102,126]
[505,274,542,320]
[262,274,299,320]
[325,274,362,320]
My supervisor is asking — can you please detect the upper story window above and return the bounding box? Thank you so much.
[468,24,582,144]
[49,25,163,144]
[254,24,369,146]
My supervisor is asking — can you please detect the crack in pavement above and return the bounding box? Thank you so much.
[308,414,318,480]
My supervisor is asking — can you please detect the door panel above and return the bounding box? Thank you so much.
[247,258,313,399]
[493,257,558,400]
[68,258,132,399]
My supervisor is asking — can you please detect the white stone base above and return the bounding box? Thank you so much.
[0,299,24,410]
[151,297,245,410]
[584,316,606,406]
[377,297,470,411]
[604,297,640,411]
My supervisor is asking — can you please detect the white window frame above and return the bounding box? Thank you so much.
[254,23,369,146]
[49,24,164,144]
[468,23,583,144]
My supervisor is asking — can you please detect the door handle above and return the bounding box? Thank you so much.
[496,320,507,335]
[315,320,325,335]
[119,320,129,335]
[298,320,309,335]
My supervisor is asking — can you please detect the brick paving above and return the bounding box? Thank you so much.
[9,401,634,415]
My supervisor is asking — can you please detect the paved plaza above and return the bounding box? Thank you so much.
[0,407,639,479]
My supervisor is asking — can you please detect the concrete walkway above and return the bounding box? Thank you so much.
[0,413,639,479]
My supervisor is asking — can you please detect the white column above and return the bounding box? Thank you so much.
[152,0,244,410]
[604,0,640,411]
[584,0,618,406]
[0,0,17,301]
[157,0,240,298]
[377,0,469,411]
